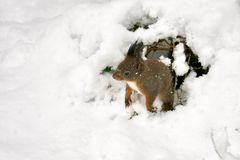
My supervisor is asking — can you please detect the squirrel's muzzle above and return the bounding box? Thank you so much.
[112,71,124,81]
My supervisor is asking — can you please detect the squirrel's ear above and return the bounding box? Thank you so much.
[137,61,144,73]
[127,41,138,56]
[127,41,143,57]
[134,41,143,58]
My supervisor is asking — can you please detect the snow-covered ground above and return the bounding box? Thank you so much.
[1,0,240,159]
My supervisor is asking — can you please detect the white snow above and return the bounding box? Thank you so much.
[172,43,189,76]
[1,0,240,160]
[159,56,171,66]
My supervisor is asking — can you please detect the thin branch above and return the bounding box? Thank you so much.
[210,132,224,160]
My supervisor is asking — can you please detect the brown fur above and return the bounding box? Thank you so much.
[112,42,174,112]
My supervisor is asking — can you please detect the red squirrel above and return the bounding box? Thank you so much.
[112,41,175,112]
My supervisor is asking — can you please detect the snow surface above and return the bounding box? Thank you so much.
[1,0,240,160]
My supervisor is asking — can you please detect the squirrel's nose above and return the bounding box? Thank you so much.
[112,71,123,80]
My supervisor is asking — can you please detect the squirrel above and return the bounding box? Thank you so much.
[112,41,175,112]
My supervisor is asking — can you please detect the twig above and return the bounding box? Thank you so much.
[210,132,224,160]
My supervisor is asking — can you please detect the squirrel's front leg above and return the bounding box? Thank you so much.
[145,93,157,112]
[125,84,133,107]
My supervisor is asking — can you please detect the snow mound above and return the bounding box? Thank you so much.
[172,43,189,76]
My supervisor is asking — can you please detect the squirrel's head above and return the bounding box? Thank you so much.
[112,41,144,81]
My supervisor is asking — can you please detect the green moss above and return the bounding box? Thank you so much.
[101,66,114,74]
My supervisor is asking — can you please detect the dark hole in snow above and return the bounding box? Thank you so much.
[125,17,209,88]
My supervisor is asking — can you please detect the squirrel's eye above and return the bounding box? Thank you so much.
[123,71,130,77]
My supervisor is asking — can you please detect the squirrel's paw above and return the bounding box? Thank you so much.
[148,106,158,113]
